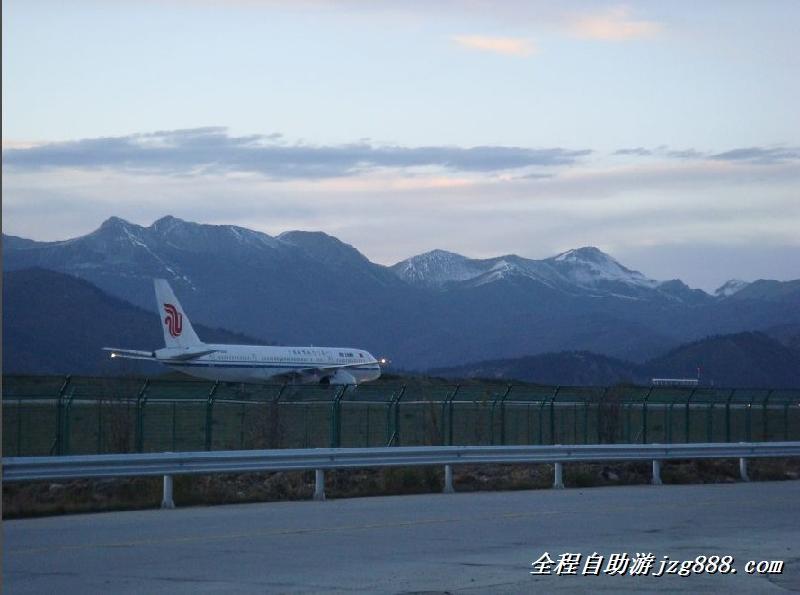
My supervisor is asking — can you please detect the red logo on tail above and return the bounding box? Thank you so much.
[163,303,183,337]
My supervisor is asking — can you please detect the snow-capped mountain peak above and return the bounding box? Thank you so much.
[392,245,667,294]
[547,246,658,289]
[391,249,483,287]
[553,246,608,263]
[150,215,187,233]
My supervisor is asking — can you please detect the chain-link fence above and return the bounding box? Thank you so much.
[3,375,799,456]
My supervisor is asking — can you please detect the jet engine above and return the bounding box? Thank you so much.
[323,369,357,385]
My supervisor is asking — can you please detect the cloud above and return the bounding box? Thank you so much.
[612,145,800,164]
[1,140,46,150]
[665,148,705,160]
[614,147,652,156]
[451,35,537,57]
[567,6,661,41]
[2,127,590,178]
[710,147,800,164]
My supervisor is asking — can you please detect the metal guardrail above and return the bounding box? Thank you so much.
[4,442,799,508]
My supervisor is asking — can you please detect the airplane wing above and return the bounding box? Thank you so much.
[102,348,156,361]
[103,347,219,361]
[289,359,382,377]
[266,359,382,383]
[306,359,380,372]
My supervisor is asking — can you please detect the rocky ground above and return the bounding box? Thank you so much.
[4,458,799,518]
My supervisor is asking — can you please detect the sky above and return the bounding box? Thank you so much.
[3,0,799,291]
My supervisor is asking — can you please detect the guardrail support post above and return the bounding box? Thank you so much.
[553,462,564,489]
[161,475,175,509]
[651,460,662,485]
[739,457,749,482]
[443,464,455,493]
[314,469,326,501]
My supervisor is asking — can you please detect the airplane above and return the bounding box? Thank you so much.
[104,279,383,385]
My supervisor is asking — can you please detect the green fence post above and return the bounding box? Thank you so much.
[63,391,76,455]
[55,396,62,455]
[440,385,459,446]
[762,389,773,441]
[303,404,310,448]
[97,397,103,454]
[364,402,370,447]
[329,385,347,448]
[240,402,246,449]
[625,401,632,443]
[596,387,608,443]
[17,398,23,456]
[642,387,653,444]
[386,390,395,444]
[745,393,756,442]
[527,404,533,444]
[784,401,790,441]
[53,375,72,455]
[135,379,150,453]
[725,389,736,442]
[490,385,510,445]
[275,383,288,402]
[499,385,513,445]
[386,385,406,446]
[138,395,149,453]
[685,387,697,443]
[538,393,548,445]
[707,397,714,442]
[448,386,460,446]
[393,386,406,446]
[549,386,560,444]
[573,402,578,445]
[205,381,220,451]
[583,398,590,444]
[667,402,674,443]
[269,383,288,449]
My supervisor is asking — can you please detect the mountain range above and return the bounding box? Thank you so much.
[431,331,800,388]
[5,269,800,387]
[4,215,800,371]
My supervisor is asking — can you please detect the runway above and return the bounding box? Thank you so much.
[4,481,799,593]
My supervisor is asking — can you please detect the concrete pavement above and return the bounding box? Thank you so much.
[4,481,799,593]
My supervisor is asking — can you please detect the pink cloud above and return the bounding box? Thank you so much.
[452,35,537,57]
[568,6,661,41]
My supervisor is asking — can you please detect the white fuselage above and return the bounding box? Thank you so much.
[157,344,382,384]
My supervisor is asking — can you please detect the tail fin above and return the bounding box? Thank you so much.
[154,279,203,348]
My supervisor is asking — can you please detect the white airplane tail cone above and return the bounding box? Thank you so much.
[154,279,202,348]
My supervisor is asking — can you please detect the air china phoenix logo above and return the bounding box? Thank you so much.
[163,303,183,337]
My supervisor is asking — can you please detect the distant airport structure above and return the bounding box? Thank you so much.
[651,378,699,387]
